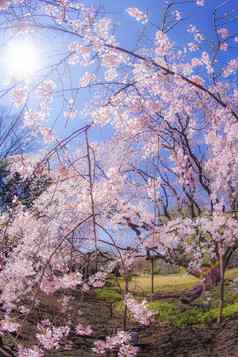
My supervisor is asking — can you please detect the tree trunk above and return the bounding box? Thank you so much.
[152,248,236,303]
[123,274,129,330]
[218,247,225,323]
[151,257,154,295]
[180,263,220,304]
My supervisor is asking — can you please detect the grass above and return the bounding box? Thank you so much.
[118,267,238,295]
[225,267,238,280]
[99,268,238,300]
[123,273,199,294]
[148,300,238,327]
[96,269,238,328]
[95,287,122,302]
[119,268,238,327]
[149,300,177,321]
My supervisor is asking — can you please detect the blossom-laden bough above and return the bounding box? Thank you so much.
[0,0,236,355]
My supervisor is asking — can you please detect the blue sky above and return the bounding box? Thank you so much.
[0,0,236,248]
[0,0,237,148]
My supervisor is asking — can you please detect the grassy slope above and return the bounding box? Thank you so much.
[119,267,238,294]
[127,273,198,293]
[96,268,238,327]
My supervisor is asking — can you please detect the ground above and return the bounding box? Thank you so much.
[4,268,238,356]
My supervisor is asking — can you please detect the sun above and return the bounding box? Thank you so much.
[5,41,39,79]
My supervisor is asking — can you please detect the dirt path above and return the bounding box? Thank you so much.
[138,317,238,357]
[46,293,238,357]
[5,291,238,356]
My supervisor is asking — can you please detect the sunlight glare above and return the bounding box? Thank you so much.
[5,41,39,79]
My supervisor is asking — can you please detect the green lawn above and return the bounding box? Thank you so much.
[225,267,238,280]
[118,267,238,294]
[127,273,199,293]
[149,300,238,327]
[95,268,238,327]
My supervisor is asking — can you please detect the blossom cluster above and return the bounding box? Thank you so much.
[127,7,148,24]
[93,331,138,356]
[36,320,70,351]
[125,294,154,326]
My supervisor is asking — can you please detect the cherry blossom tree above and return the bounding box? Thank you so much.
[0,0,236,355]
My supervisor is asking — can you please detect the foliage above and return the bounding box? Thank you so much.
[0,164,52,210]
[149,301,177,321]
[149,300,238,327]
[96,287,122,303]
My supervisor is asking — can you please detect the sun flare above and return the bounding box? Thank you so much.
[5,41,39,79]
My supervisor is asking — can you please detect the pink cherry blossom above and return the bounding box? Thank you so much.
[125,294,154,326]
[217,28,229,39]
[18,345,43,357]
[93,331,138,356]
[36,321,70,350]
[155,31,172,57]
[0,0,10,11]
[0,316,20,333]
[196,0,204,6]
[127,7,148,24]
[75,322,93,336]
